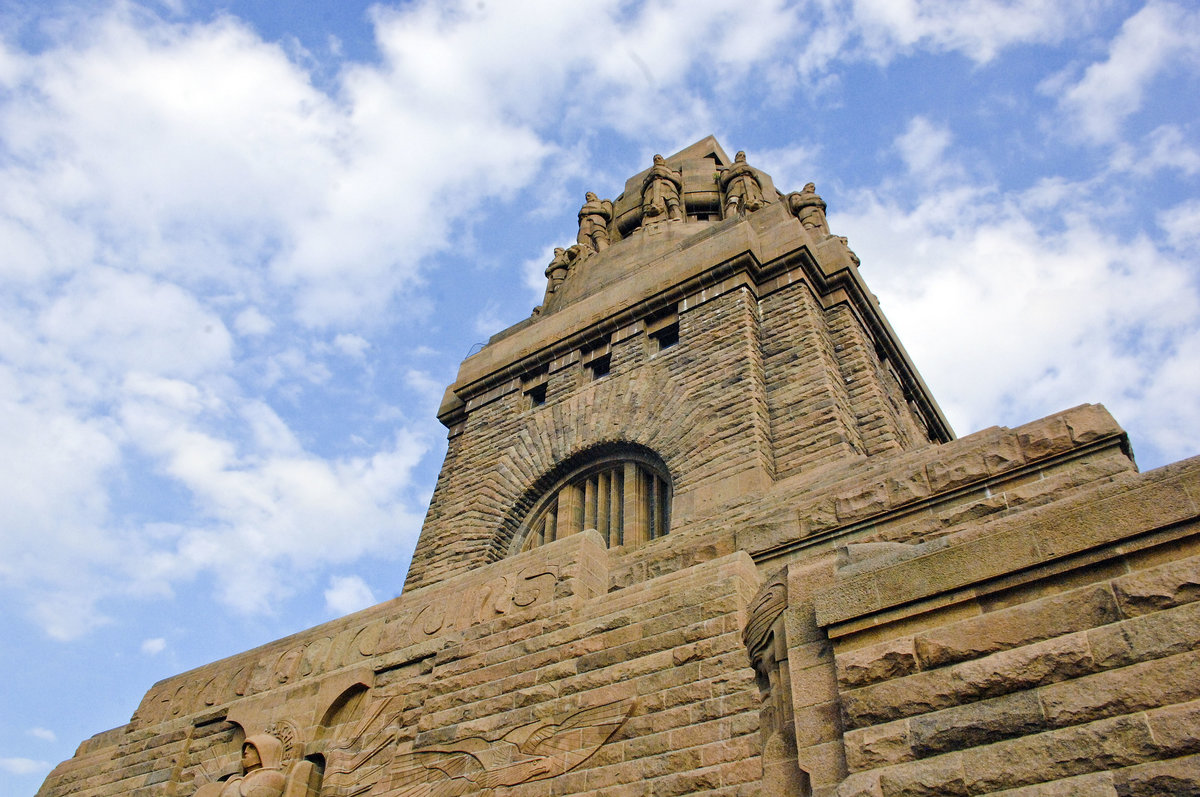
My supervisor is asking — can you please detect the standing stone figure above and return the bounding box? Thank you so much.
[788,182,829,236]
[743,572,811,796]
[641,154,683,222]
[719,150,766,217]
[577,192,613,254]
[544,246,571,300]
[195,735,287,797]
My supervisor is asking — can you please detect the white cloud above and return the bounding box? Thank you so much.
[235,307,274,337]
[0,757,50,775]
[1110,125,1200,177]
[324,574,376,615]
[1048,1,1200,142]
[834,177,1200,466]
[333,333,370,359]
[27,728,56,743]
[1160,199,1200,253]
[894,116,961,184]
[140,637,167,655]
[795,0,1100,71]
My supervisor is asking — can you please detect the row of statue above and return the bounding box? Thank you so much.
[539,152,837,311]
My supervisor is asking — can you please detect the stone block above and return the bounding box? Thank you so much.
[843,719,913,773]
[877,751,968,796]
[836,637,918,689]
[1017,416,1075,461]
[885,469,932,506]
[1112,553,1200,617]
[960,714,1157,793]
[1063,404,1124,446]
[984,433,1026,477]
[1112,752,1200,797]
[1039,649,1200,727]
[1145,698,1200,757]
[985,770,1118,796]
[836,483,889,522]
[915,583,1119,669]
[909,691,1046,758]
[1087,599,1200,669]
[843,632,1095,729]
[926,449,988,493]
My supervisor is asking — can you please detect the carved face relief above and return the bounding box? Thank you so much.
[241,743,261,773]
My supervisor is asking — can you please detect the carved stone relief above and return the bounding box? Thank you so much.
[743,570,810,796]
[137,566,561,725]
[382,700,634,795]
[322,692,405,797]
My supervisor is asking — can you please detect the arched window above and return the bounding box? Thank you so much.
[515,450,671,553]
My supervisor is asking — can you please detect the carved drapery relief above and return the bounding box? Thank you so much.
[640,154,683,223]
[322,693,405,797]
[576,192,613,254]
[719,151,766,217]
[788,183,829,236]
[137,566,561,726]
[743,571,810,796]
[383,700,634,795]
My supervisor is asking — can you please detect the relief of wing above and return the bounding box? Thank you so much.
[381,749,484,797]
[511,700,635,776]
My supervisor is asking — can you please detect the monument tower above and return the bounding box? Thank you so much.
[40,139,1200,796]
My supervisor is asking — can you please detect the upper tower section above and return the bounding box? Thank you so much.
[405,138,952,591]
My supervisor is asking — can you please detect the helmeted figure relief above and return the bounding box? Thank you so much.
[788,182,829,236]
[720,150,766,217]
[577,192,613,254]
[641,154,683,222]
[194,729,322,797]
[383,700,634,795]
[195,735,287,797]
[743,571,811,796]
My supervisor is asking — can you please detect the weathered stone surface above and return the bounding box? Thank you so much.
[909,691,1045,757]
[960,714,1158,793]
[1113,753,1200,796]
[837,638,918,689]
[1039,649,1200,727]
[1112,553,1200,617]
[914,582,1120,669]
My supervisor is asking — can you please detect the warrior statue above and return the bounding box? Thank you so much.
[641,154,683,222]
[719,150,766,217]
[788,182,829,236]
[577,192,614,254]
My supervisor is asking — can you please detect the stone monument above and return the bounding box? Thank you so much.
[39,137,1200,796]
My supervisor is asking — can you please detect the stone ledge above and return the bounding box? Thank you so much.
[813,457,1200,628]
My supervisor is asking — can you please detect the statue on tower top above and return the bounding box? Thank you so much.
[719,150,766,217]
[640,154,683,223]
[577,192,613,255]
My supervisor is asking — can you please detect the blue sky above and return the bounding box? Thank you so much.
[2,0,1198,792]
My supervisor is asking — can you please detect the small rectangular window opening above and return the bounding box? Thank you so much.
[645,308,680,354]
[581,338,612,381]
[588,353,611,380]
[651,322,679,351]
[522,366,549,409]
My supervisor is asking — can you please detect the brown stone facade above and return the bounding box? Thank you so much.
[40,138,1200,796]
